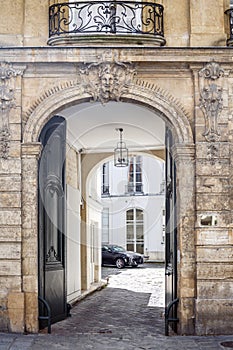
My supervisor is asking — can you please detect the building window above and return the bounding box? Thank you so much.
[102,208,109,244]
[126,208,144,254]
[102,162,109,195]
[127,156,143,193]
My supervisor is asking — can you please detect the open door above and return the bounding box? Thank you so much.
[38,115,67,328]
[165,127,178,335]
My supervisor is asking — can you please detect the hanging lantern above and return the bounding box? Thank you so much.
[114,128,129,167]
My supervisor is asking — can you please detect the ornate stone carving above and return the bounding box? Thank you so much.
[199,62,224,163]
[199,62,224,80]
[80,55,136,104]
[199,83,223,142]
[0,62,24,159]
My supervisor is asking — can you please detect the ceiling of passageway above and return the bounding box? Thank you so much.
[61,101,165,152]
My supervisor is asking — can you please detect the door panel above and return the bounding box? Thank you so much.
[38,115,67,327]
[165,127,178,333]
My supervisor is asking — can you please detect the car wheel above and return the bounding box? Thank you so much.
[115,258,125,269]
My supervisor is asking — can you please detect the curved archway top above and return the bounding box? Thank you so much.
[23,77,194,145]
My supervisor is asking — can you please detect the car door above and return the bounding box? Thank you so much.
[102,246,114,265]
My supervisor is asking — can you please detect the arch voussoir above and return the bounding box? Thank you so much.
[23,79,194,145]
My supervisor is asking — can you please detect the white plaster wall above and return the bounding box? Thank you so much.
[66,184,81,303]
[100,156,165,260]
[87,196,103,283]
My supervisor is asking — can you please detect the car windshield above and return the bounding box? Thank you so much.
[112,245,126,252]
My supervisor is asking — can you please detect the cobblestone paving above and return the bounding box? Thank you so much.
[1,263,233,349]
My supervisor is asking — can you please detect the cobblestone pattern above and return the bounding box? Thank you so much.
[0,264,233,349]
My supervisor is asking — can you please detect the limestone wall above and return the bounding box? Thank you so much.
[0,46,232,334]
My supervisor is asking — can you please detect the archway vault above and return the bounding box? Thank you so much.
[21,76,196,335]
[22,78,194,145]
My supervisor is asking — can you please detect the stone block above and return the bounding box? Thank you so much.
[8,142,21,158]
[0,210,21,225]
[196,176,229,194]
[0,276,21,294]
[196,143,230,159]
[0,192,21,208]
[0,261,21,276]
[196,229,229,245]
[197,263,233,280]
[0,176,21,192]
[23,276,38,293]
[0,243,21,259]
[197,246,233,262]
[24,0,48,46]
[196,193,229,211]
[195,299,233,335]
[0,160,21,175]
[0,1,24,34]
[179,297,195,335]
[196,159,230,176]
[197,281,233,299]
[22,257,37,276]
[7,291,25,333]
[0,227,21,242]
[9,124,21,142]
[9,107,21,124]
[22,240,37,258]
[25,292,38,333]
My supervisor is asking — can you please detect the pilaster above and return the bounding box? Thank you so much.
[21,142,42,333]
[172,143,196,335]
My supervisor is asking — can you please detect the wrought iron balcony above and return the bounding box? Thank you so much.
[48,1,165,46]
[225,8,233,46]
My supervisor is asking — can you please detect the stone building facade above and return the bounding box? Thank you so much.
[0,0,233,336]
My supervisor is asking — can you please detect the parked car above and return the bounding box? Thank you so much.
[102,244,144,269]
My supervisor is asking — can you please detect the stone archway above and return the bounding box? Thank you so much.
[22,79,195,334]
[23,79,193,145]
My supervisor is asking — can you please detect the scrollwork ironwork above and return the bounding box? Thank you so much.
[49,1,164,37]
[225,8,233,46]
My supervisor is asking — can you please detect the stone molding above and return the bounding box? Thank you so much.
[172,143,195,163]
[21,142,42,158]
[0,62,24,159]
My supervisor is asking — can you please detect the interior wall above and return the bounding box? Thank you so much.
[66,145,81,304]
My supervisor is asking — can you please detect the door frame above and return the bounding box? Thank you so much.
[22,80,195,334]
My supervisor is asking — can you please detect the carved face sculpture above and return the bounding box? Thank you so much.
[99,66,114,99]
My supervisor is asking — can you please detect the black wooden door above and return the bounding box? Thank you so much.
[38,116,67,327]
[165,127,178,334]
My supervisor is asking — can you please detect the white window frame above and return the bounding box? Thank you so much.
[126,208,144,253]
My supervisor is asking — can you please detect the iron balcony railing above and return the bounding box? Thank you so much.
[49,1,164,39]
[225,8,233,46]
